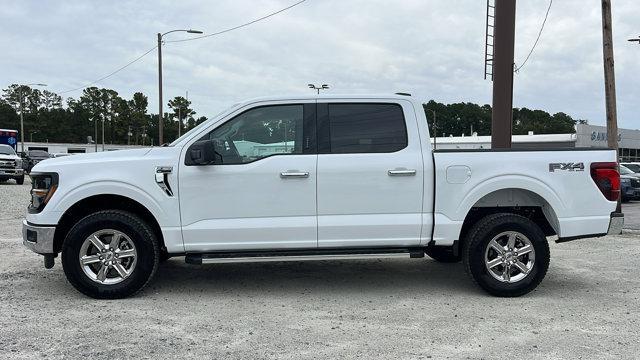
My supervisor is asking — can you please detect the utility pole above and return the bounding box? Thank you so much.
[157,33,163,146]
[19,90,25,153]
[93,118,97,152]
[177,104,181,138]
[17,83,46,153]
[601,0,618,153]
[101,116,105,151]
[491,0,517,149]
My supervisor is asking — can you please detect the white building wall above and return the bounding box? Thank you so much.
[23,142,147,154]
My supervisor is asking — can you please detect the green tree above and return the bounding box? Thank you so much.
[168,96,196,139]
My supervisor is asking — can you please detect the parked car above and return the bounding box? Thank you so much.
[619,164,640,179]
[51,153,72,158]
[0,144,25,184]
[22,94,623,299]
[621,162,640,173]
[621,174,640,202]
[25,150,51,173]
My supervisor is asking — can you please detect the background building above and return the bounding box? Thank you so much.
[433,124,640,162]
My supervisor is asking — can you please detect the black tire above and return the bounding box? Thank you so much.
[15,175,24,185]
[425,247,461,263]
[462,213,550,297]
[61,210,160,299]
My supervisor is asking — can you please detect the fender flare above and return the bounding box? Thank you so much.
[453,175,565,234]
[52,180,167,225]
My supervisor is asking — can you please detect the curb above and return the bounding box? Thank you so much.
[622,229,640,235]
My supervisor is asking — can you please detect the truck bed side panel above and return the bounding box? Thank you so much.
[432,149,618,245]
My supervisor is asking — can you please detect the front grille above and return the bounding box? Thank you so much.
[0,160,16,169]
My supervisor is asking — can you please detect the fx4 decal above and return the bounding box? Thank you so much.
[549,162,585,172]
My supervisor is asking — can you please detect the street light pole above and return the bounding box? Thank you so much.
[427,109,437,150]
[18,83,46,153]
[157,29,203,145]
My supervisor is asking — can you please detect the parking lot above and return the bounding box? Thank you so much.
[0,179,639,359]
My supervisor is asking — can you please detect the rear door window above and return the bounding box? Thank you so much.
[324,103,407,154]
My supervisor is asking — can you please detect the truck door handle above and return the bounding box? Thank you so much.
[388,169,416,176]
[280,171,309,178]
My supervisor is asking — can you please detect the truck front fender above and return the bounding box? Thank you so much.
[49,180,169,226]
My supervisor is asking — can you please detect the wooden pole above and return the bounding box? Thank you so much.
[601,0,618,153]
[491,0,517,149]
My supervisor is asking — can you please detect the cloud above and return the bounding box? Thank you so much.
[1,0,638,128]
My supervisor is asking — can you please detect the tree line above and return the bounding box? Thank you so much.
[422,100,585,138]
[0,84,205,145]
[0,84,586,145]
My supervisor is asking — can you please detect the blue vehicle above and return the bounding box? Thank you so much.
[0,129,19,150]
[621,175,640,202]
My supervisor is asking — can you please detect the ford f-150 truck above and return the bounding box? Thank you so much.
[22,94,623,299]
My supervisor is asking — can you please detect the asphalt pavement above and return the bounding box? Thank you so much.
[622,201,640,230]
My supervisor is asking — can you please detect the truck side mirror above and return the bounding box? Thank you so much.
[186,139,220,166]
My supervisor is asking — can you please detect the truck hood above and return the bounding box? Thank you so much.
[31,147,154,173]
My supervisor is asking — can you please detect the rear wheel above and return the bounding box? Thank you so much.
[462,213,550,297]
[61,210,160,299]
[15,175,24,185]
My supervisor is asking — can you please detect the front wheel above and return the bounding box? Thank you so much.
[15,175,24,185]
[61,210,160,299]
[462,213,550,297]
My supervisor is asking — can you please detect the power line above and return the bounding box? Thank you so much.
[514,0,553,73]
[56,0,308,94]
[58,46,157,94]
[165,0,307,43]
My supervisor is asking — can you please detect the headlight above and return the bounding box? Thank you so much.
[28,172,58,214]
[16,159,22,168]
[621,178,631,184]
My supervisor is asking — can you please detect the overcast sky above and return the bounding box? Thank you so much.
[1,0,638,128]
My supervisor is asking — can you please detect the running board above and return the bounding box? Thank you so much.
[185,247,425,265]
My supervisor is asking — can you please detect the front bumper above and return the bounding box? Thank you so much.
[0,168,24,176]
[22,220,56,254]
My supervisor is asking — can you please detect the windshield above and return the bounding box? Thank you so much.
[169,103,240,146]
[619,165,633,175]
[0,145,16,156]
[623,163,640,173]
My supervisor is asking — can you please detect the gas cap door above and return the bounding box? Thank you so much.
[446,165,472,184]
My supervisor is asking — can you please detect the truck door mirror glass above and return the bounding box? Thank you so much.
[186,139,219,165]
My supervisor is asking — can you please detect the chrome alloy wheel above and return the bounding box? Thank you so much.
[78,229,137,285]
[484,231,536,283]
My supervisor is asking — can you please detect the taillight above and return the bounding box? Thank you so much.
[590,162,620,201]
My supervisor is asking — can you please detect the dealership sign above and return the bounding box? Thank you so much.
[591,131,622,142]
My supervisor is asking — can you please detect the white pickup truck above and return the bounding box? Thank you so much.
[23,94,623,299]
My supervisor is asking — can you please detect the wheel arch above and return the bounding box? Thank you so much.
[53,194,166,255]
[455,187,561,254]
